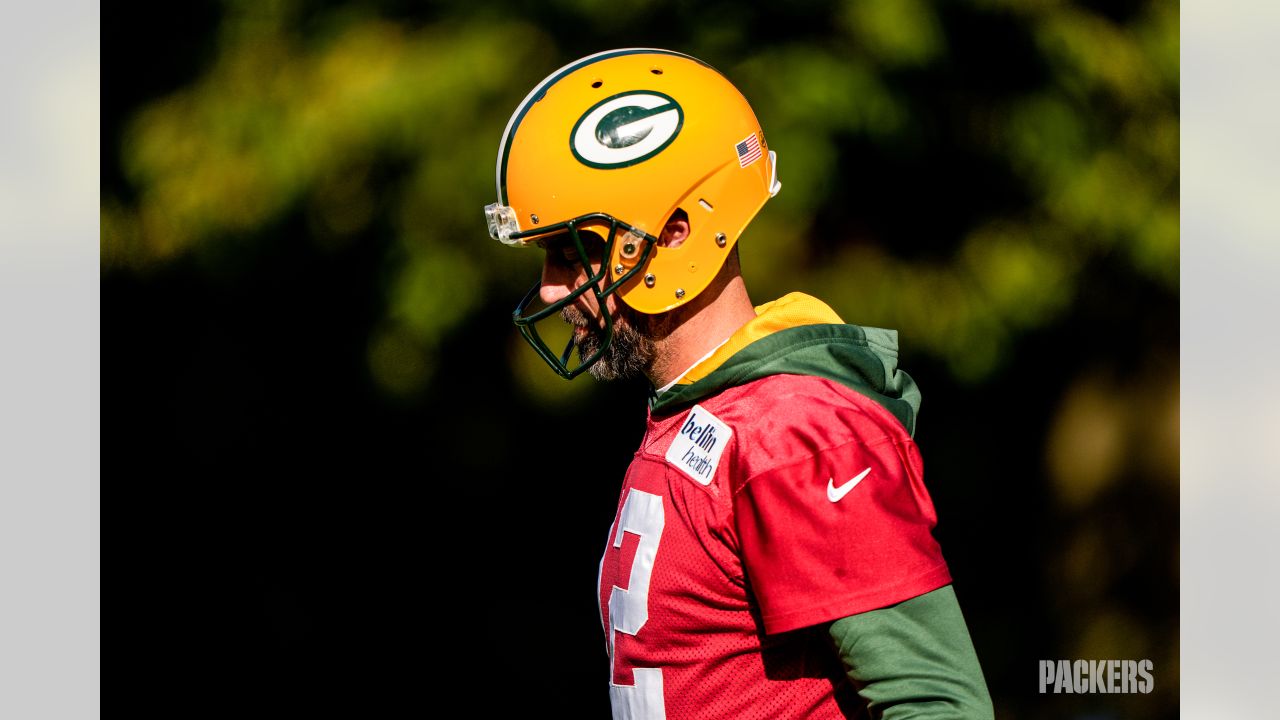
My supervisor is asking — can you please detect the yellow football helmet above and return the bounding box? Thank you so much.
[486,48,781,378]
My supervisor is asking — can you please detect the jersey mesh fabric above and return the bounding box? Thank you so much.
[598,374,951,719]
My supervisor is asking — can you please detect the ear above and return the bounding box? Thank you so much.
[659,210,691,249]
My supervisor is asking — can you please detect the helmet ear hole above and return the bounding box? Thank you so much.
[659,208,690,249]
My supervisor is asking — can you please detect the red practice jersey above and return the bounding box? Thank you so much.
[597,373,952,720]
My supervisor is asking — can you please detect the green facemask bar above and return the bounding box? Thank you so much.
[507,213,657,379]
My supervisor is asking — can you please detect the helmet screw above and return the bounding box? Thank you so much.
[675,288,686,300]
[715,232,727,247]
[644,273,656,288]
[614,264,624,275]
[531,214,540,225]
[622,242,637,257]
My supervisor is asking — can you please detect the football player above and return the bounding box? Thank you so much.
[485,48,993,720]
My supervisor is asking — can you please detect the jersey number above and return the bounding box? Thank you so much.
[604,488,666,720]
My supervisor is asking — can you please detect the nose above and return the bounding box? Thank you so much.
[539,252,576,306]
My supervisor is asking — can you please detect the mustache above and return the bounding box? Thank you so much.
[560,305,590,328]
[560,301,652,334]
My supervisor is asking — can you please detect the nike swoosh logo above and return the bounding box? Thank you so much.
[827,467,872,503]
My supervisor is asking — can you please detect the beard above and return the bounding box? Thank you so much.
[561,302,661,382]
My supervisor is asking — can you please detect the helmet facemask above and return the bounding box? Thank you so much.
[498,211,656,379]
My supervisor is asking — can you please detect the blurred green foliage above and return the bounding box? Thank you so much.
[102,0,1177,389]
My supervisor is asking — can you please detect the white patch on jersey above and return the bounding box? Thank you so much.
[664,404,732,486]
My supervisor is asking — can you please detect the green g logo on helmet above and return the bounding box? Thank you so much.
[570,91,684,169]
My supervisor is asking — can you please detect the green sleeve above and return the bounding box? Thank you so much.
[827,584,994,719]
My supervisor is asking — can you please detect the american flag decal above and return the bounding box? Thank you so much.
[735,133,762,168]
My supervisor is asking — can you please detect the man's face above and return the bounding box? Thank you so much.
[538,230,658,381]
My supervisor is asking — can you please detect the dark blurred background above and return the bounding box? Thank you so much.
[104,1,1178,717]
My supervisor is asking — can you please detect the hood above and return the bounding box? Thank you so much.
[650,293,922,436]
